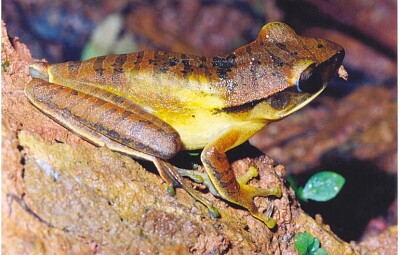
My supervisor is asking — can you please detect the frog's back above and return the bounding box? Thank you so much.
[44,51,228,112]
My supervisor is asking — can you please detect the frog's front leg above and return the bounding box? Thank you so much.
[201,125,282,228]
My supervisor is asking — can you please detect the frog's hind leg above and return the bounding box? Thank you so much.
[25,74,220,219]
[152,158,220,218]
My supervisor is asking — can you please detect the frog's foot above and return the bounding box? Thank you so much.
[154,159,220,218]
[175,167,220,197]
[237,166,282,197]
[234,166,282,228]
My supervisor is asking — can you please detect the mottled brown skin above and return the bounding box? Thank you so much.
[26,22,344,228]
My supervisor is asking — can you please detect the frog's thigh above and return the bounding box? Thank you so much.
[25,79,182,160]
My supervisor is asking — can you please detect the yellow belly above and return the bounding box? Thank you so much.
[151,106,258,150]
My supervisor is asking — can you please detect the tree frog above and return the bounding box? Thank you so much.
[26,22,344,228]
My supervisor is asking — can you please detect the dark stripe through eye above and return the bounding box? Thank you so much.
[269,92,290,110]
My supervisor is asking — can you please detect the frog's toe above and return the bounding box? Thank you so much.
[166,185,176,196]
[238,166,282,198]
[208,206,221,218]
[259,214,277,228]
[244,185,282,200]
[237,166,259,185]
[239,189,278,228]
[176,167,220,197]
[248,206,276,228]
[175,167,205,183]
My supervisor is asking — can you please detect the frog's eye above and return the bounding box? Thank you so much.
[296,64,323,94]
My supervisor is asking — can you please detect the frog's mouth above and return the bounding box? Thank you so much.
[265,48,345,120]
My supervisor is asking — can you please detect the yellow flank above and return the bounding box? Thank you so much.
[125,70,226,109]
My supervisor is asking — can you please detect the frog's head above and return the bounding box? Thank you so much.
[258,22,345,120]
[228,22,345,121]
[262,23,345,120]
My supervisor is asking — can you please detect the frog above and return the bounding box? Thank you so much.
[26,22,345,228]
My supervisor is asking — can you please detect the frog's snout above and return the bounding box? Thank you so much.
[322,48,345,80]
[331,48,345,67]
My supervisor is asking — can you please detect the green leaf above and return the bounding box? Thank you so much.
[309,238,320,253]
[287,175,298,191]
[294,232,315,255]
[294,232,328,255]
[297,186,306,201]
[314,248,328,255]
[301,171,345,202]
